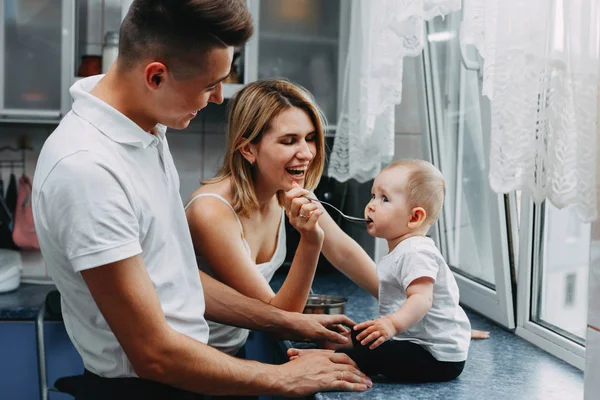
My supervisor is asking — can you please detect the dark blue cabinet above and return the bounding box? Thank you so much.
[0,321,83,400]
[0,323,302,399]
[245,331,312,400]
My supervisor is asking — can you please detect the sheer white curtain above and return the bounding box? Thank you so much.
[328,0,461,182]
[462,0,600,221]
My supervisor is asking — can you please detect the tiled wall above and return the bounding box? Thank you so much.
[167,103,229,202]
[585,226,600,399]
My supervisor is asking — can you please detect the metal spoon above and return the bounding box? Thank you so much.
[302,195,369,223]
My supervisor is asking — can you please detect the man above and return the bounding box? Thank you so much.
[32,1,371,399]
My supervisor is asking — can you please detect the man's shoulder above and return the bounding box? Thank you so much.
[38,114,111,174]
[47,111,107,150]
[34,119,120,200]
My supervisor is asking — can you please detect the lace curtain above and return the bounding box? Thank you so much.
[462,0,600,221]
[328,0,461,182]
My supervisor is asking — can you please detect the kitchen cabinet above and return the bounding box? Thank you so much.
[74,0,347,125]
[0,321,83,400]
[0,0,348,125]
[0,0,75,124]
[257,0,348,126]
[245,331,311,400]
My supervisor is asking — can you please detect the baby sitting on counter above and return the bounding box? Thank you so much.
[290,159,484,382]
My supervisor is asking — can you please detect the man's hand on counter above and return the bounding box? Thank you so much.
[276,350,372,396]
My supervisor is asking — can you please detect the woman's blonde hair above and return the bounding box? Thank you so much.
[205,79,326,217]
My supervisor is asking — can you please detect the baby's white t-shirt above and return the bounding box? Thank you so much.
[377,236,471,362]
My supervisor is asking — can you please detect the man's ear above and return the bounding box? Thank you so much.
[407,207,427,229]
[144,62,167,89]
[239,141,256,165]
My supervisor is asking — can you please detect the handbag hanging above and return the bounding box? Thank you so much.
[12,174,39,251]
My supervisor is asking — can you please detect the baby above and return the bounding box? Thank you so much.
[292,159,474,382]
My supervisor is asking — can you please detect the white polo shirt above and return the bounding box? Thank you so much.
[32,75,209,378]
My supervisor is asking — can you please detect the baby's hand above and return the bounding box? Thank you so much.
[354,317,397,350]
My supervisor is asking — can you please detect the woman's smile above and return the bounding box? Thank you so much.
[286,164,308,177]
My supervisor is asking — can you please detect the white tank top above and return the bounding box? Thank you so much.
[184,193,287,354]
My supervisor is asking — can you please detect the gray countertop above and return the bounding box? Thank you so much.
[0,283,56,320]
[272,270,584,400]
[2,271,584,399]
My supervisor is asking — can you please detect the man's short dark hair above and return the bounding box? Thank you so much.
[119,0,254,79]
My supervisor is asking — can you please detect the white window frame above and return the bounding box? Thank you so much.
[420,14,516,329]
[516,197,586,370]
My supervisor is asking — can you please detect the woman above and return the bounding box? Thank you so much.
[184,79,380,357]
[185,80,488,360]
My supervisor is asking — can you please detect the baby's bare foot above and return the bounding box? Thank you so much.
[471,329,490,339]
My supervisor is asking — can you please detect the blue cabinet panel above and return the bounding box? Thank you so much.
[0,322,83,400]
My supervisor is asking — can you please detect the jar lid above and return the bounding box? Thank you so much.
[104,31,119,46]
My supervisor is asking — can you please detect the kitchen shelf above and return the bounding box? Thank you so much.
[259,31,339,45]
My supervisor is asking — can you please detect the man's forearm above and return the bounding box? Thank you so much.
[143,329,282,396]
[200,270,292,335]
[199,270,354,345]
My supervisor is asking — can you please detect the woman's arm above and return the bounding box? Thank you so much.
[186,192,322,313]
[317,203,379,298]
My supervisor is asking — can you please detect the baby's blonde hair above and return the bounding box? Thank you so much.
[383,159,445,225]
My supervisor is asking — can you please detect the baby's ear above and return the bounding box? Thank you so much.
[408,207,427,229]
